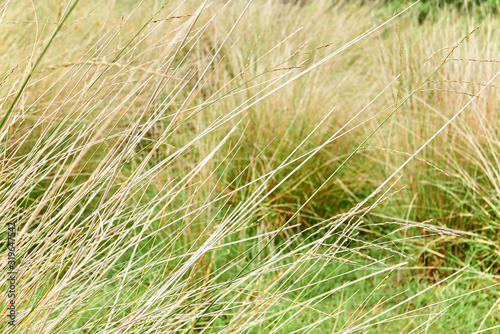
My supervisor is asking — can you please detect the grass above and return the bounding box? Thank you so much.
[1,0,500,332]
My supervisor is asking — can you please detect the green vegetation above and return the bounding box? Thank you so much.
[372,0,500,21]
[1,0,499,332]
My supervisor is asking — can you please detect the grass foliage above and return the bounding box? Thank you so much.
[1,0,500,333]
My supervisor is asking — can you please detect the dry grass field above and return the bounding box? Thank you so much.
[1,0,500,332]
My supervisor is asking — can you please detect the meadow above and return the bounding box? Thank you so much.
[1,0,500,332]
